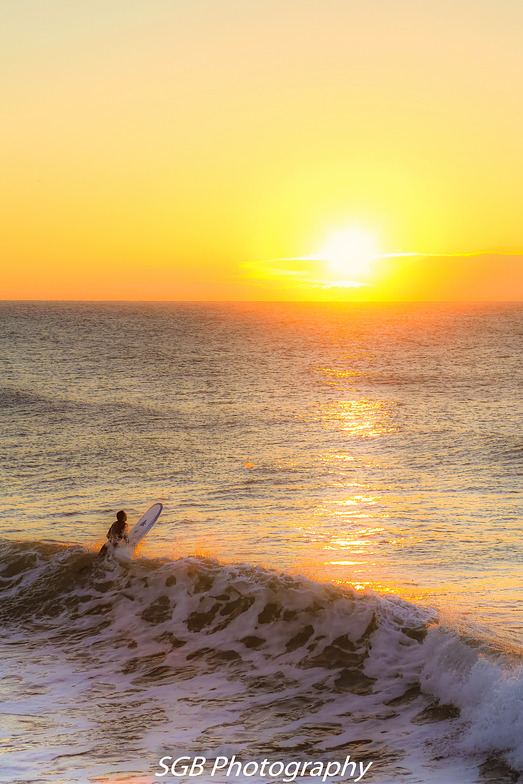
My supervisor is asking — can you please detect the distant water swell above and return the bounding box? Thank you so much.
[1,539,522,783]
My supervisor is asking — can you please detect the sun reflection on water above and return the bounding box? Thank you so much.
[317,397,396,438]
[295,391,406,595]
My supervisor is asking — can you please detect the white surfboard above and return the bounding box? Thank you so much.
[128,503,163,548]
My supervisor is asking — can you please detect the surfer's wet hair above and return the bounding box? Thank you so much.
[116,510,127,522]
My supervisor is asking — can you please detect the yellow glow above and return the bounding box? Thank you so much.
[318,228,378,280]
[1,3,523,299]
[317,398,396,438]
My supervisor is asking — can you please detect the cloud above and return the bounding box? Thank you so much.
[241,252,523,300]
[242,256,373,291]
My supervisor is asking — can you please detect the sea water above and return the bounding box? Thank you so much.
[0,301,522,783]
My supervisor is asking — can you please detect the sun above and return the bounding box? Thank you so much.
[318,228,378,280]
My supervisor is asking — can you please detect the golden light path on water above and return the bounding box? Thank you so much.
[296,393,433,603]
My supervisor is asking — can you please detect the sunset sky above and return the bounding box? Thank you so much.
[2,0,523,300]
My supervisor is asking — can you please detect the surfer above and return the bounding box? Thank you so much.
[98,510,129,558]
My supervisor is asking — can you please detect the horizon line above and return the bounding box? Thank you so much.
[1,299,522,304]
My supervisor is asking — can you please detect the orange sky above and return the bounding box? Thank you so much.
[1,1,523,300]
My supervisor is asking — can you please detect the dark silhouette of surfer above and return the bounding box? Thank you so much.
[98,510,129,558]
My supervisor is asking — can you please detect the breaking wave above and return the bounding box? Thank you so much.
[1,539,522,783]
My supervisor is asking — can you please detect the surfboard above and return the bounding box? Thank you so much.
[128,502,163,549]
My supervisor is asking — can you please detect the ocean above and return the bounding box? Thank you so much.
[0,301,522,784]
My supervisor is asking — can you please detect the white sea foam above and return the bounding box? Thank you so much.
[1,541,522,783]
